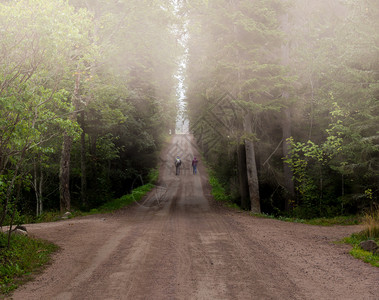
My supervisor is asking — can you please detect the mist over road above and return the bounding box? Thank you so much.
[10,135,379,300]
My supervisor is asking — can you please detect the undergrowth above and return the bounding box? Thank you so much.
[0,233,58,295]
[208,171,239,209]
[11,168,159,224]
[5,182,156,224]
[87,168,157,214]
[255,213,361,226]
[343,207,379,268]
[343,233,379,268]
[87,183,154,214]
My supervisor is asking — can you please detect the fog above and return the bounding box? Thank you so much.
[0,0,377,215]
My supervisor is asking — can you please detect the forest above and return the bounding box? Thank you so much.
[0,0,179,227]
[0,0,378,227]
[186,0,379,218]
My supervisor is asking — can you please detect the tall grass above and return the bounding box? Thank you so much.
[362,206,379,239]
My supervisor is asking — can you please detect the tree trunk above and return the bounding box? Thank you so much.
[80,111,87,207]
[237,142,250,210]
[59,133,73,212]
[34,160,38,216]
[243,113,261,213]
[282,106,295,211]
[59,72,80,213]
[39,167,43,216]
[281,12,295,211]
[33,158,44,216]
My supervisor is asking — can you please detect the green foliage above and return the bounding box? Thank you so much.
[186,0,289,214]
[34,212,64,223]
[0,0,377,225]
[349,247,379,268]
[147,168,159,185]
[288,0,379,215]
[208,170,239,209]
[283,103,346,217]
[343,233,379,268]
[0,233,58,294]
[303,215,360,226]
[93,184,154,213]
[3,166,159,224]
[0,0,180,221]
[0,0,93,226]
[342,207,379,267]
[209,175,229,203]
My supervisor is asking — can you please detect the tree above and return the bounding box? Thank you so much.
[186,0,289,212]
[66,0,180,207]
[0,0,92,222]
[1,0,182,220]
[281,0,379,216]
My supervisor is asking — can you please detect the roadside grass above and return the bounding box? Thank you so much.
[87,168,157,215]
[6,181,157,224]
[0,233,58,295]
[253,210,379,268]
[208,172,239,210]
[17,168,160,223]
[87,183,155,214]
[254,213,361,226]
[256,208,379,268]
[342,208,379,268]
[207,168,361,225]
[342,233,379,268]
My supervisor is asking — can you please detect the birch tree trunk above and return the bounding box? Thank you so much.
[33,158,44,216]
[38,166,43,216]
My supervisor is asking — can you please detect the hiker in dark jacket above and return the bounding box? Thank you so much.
[192,157,198,175]
[175,156,182,175]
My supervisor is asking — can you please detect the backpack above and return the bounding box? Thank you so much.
[175,158,181,167]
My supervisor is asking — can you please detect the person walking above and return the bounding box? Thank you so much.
[192,156,198,175]
[175,156,182,175]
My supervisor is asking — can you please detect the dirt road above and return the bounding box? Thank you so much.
[9,135,379,299]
